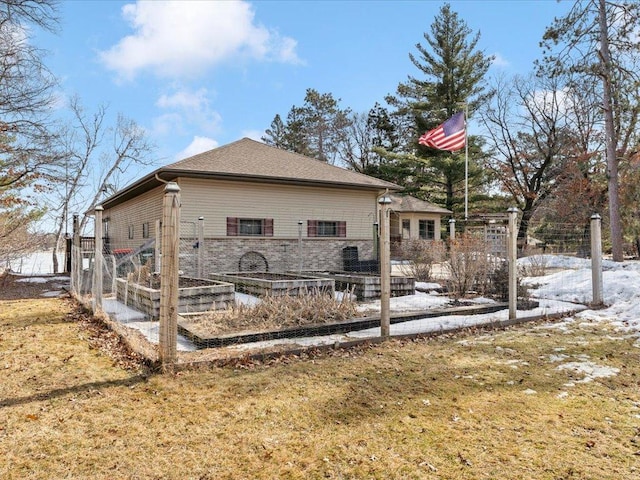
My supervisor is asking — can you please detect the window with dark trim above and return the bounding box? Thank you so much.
[402,219,410,239]
[307,220,346,238]
[419,219,435,240]
[226,217,274,236]
[128,225,134,240]
[142,222,150,239]
[102,217,111,251]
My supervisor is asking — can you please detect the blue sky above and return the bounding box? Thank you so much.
[36,0,572,177]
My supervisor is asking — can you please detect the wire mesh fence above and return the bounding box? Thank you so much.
[70,198,604,367]
[518,220,598,312]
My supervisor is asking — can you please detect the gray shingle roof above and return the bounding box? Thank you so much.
[101,138,401,209]
[389,193,452,215]
[164,137,400,190]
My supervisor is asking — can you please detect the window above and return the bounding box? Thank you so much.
[142,222,150,239]
[307,220,346,237]
[419,219,435,240]
[102,217,111,252]
[402,219,411,239]
[128,225,134,240]
[226,217,274,236]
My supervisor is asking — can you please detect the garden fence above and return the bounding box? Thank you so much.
[70,187,604,370]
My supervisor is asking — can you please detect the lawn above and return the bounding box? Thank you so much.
[1,297,639,479]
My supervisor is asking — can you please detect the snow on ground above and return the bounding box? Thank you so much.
[521,256,640,332]
[12,252,640,361]
[16,276,70,284]
[4,251,65,275]
[556,361,620,383]
[229,256,640,354]
[357,290,451,313]
[6,252,70,298]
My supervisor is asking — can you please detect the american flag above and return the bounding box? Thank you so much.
[418,111,466,152]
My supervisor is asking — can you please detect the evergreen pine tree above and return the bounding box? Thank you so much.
[384,3,493,215]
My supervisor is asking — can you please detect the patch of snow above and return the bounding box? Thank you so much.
[6,251,65,275]
[101,298,196,351]
[16,276,70,284]
[556,361,620,383]
[234,292,261,306]
[357,290,450,313]
[415,282,442,290]
[548,354,569,363]
[41,290,64,298]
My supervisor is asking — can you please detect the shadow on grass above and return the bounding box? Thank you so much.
[0,374,150,408]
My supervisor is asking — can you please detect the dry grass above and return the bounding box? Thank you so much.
[1,297,640,479]
[191,291,360,335]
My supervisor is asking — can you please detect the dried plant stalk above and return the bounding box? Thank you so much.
[192,289,358,335]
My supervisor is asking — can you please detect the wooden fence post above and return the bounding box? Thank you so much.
[298,220,304,272]
[197,216,204,278]
[65,235,72,273]
[590,214,604,306]
[154,219,161,272]
[159,182,181,370]
[72,214,80,294]
[93,205,103,312]
[507,207,519,320]
[378,194,392,338]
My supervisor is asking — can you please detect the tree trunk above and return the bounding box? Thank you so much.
[599,0,624,261]
[517,203,534,253]
[52,246,59,274]
[445,177,454,213]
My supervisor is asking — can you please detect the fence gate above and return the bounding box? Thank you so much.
[179,221,198,277]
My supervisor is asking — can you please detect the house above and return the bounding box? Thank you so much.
[99,138,401,275]
[388,193,452,245]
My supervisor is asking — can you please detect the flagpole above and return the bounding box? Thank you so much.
[464,102,469,221]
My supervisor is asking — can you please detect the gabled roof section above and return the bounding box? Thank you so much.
[102,138,400,209]
[389,193,452,215]
[165,137,399,189]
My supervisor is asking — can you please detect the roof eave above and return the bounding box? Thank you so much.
[101,168,402,210]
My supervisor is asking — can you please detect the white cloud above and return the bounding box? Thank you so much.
[176,136,219,160]
[156,88,210,110]
[153,86,222,137]
[152,112,185,137]
[491,53,510,68]
[99,0,301,81]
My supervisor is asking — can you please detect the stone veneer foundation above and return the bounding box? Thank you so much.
[179,238,376,277]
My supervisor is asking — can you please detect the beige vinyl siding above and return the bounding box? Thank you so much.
[102,185,164,250]
[394,213,443,241]
[179,178,379,239]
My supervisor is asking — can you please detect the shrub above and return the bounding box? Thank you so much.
[396,239,446,282]
[445,234,494,299]
[489,261,530,302]
[519,247,548,277]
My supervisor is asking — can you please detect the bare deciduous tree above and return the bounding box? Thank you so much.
[48,98,154,272]
[540,0,640,261]
[480,74,575,243]
[0,0,60,261]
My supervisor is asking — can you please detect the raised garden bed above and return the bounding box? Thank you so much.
[209,272,334,297]
[309,271,415,300]
[177,302,508,349]
[115,277,235,320]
